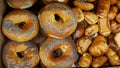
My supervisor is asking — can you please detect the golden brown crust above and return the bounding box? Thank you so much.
[42,0,68,4]
[89,35,109,57]
[72,7,84,22]
[6,0,37,9]
[92,35,107,44]
[38,3,77,39]
[98,17,111,36]
[74,1,94,11]
[89,41,109,57]
[96,0,110,18]
[76,37,92,54]
[84,12,98,24]
[40,37,78,68]
[92,56,107,67]
[108,6,118,20]
[2,10,39,42]
[78,53,92,67]
[106,48,120,66]
[85,24,98,36]
[2,41,39,67]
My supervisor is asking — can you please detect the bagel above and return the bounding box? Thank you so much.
[2,10,39,42]
[40,37,78,68]
[5,0,37,9]
[38,3,77,39]
[2,41,39,68]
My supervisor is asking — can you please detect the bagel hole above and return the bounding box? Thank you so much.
[52,48,63,58]
[55,14,63,22]
[16,22,26,29]
[17,51,24,58]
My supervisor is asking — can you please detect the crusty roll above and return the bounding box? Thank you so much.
[96,0,110,18]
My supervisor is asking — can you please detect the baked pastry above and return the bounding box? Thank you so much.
[2,41,39,68]
[2,10,39,42]
[5,0,37,9]
[40,37,78,67]
[38,3,77,39]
